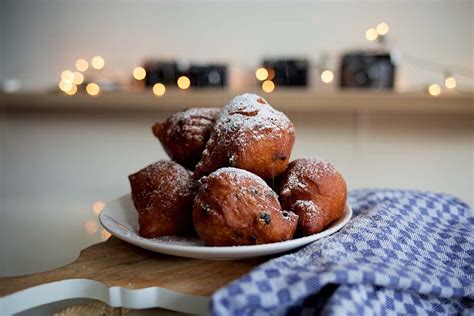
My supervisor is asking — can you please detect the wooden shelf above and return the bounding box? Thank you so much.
[1,90,472,114]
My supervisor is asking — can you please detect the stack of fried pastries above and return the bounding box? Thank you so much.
[129,93,347,246]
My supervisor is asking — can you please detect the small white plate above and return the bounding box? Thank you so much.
[99,194,352,260]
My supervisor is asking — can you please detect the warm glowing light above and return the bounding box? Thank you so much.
[321,70,334,83]
[86,83,100,96]
[153,83,166,96]
[92,201,106,216]
[73,72,84,85]
[445,76,456,89]
[85,220,98,234]
[365,28,378,41]
[61,70,75,83]
[75,59,89,72]
[255,68,269,81]
[133,67,146,80]
[177,76,191,90]
[266,68,276,80]
[428,84,441,96]
[101,229,111,240]
[262,80,275,93]
[65,84,77,95]
[376,22,389,35]
[59,80,73,92]
[91,56,105,70]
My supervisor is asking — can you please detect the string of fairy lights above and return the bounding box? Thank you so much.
[58,56,104,96]
[57,22,471,98]
[363,22,468,97]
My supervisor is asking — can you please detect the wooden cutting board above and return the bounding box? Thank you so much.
[0,236,266,314]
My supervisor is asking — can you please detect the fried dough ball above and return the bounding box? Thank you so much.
[278,158,347,236]
[193,94,295,180]
[128,160,197,238]
[193,168,298,246]
[152,108,220,170]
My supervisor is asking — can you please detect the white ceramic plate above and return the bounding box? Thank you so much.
[99,194,352,260]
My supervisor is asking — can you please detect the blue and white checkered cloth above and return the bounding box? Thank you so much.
[211,189,474,315]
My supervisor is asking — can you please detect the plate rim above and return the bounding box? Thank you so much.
[99,193,352,256]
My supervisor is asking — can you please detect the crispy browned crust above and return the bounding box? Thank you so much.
[128,160,197,238]
[193,168,298,246]
[152,108,220,170]
[193,94,295,181]
[278,158,347,236]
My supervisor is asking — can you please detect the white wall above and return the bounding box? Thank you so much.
[2,0,473,91]
[0,0,5,83]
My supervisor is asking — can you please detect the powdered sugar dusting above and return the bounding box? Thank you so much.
[210,167,268,186]
[126,229,205,246]
[164,108,219,142]
[129,160,196,213]
[219,93,294,138]
[293,200,322,220]
[195,94,295,174]
[195,167,280,221]
[282,157,337,194]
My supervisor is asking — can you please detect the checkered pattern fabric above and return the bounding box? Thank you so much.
[211,189,474,315]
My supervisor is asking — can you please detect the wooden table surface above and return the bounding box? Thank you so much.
[0,236,265,298]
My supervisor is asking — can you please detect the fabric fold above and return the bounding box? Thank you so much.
[211,189,474,315]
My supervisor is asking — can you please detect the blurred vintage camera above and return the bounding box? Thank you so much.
[262,58,309,87]
[143,61,227,88]
[339,51,395,89]
[143,61,178,87]
[187,64,227,88]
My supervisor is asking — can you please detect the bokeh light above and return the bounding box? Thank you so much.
[444,76,456,89]
[92,201,106,216]
[91,56,105,70]
[255,68,269,81]
[266,68,276,80]
[73,72,84,85]
[153,83,166,96]
[61,70,74,83]
[177,76,191,90]
[376,22,390,35]
[365,28,378,41]
[84,220,98,234]
[59,80,73,92]
[428,84,441,96]
[133,67,146,80]
[101,229,112,240]
[65,84,77,95]
[86,83,100,96]
[75,59,89,72]
[321,70,334,83]
[262,80,275,93]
